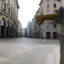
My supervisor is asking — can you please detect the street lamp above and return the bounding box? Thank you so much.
[57,0,64,64]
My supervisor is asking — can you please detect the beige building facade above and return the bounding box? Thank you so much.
[38,0,62,39]
[32,0,62,39]
[0,0,19,38]
[18,21,22,37]
[32,9,43,38]
[39,0,61,14]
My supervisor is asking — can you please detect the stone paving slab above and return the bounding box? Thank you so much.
[0,38,60,64]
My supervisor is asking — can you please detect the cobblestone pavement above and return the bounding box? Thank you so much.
[0,38,60,64]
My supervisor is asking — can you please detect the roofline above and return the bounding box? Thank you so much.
[39,0,43,6]
[16,0,20,9]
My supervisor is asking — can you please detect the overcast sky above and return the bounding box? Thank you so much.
[18,0,40,28]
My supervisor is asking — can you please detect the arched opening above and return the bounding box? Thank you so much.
[10,22,13,38]
[1,18,6,38]
[9,22,11,38]
[6,20,9,38]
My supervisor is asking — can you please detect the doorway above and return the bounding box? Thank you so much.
[53,32,58,39]
[1,18,6,38]
[46,32,51,39]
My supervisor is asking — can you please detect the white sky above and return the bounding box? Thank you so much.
[18,0,40,28]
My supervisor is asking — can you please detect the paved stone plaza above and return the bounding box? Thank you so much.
[0,38,60,64]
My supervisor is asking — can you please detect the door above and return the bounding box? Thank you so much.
[53,32,58,39]
[46,32,51,39]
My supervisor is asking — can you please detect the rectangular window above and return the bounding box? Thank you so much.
[54,24,56,28]
[47,4,50,8]
[53,32,58,39]
[47,10,50,13]
[8,7,10,15]
[54,10,58,13]
[3,3,6,12]
[54,3,56,8]
[47,24,51,28]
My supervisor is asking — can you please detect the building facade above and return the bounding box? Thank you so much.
[39,0,62,14]
[31,9,43,38]
[32,0,61,39]
[38,0,61,39]
[22,28,27,37]
[18,21,22,37]
[27,22,33,38]
[0,0,19,38]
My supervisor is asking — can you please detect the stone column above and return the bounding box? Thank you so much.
[60,34,64,64]
[12,26,14,38]
[9,23,11,38]
[12,25,15,38]
[10,23,13,38]
[8,21,10,38]
[4,21,6,38]
[60,21,64,64]
[13,27,15,38]
[0,21,1,38]
[59,7,64,64]
[10,27,12,38]
[51,32,53,39]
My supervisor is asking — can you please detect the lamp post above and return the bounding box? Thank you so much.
[57,0,64,64]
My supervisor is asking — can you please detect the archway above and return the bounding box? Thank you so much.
[1,18,6,38]
[6,20,9,38]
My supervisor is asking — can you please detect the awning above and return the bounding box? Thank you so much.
[36,13,59,24]
[36,13,45,24]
